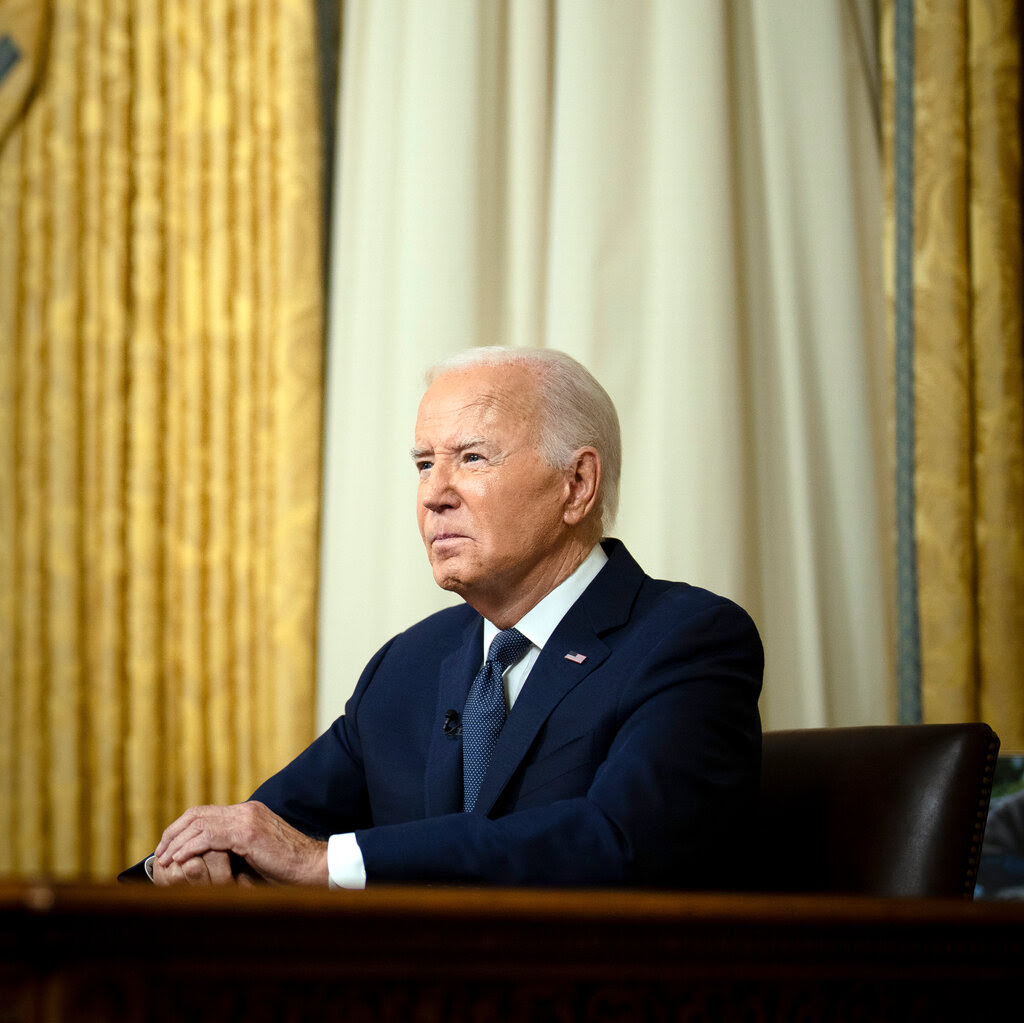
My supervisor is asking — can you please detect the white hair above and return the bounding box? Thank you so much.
[426,347,622,531]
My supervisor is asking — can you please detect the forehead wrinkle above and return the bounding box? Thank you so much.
[420,389,513,439]
[455,389,541,456]
[415,373,541,457]
[468,386,534,420]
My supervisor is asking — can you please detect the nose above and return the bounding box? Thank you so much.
[420,459,459,513]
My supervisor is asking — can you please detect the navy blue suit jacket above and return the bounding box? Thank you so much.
[250,539,763,888]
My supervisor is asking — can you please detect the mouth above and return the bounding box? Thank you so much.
[430,533,470,552]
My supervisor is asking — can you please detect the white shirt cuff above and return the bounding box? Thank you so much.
[327,833,367,889]
[144,854,156,881]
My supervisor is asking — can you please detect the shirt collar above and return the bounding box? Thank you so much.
[482,543,609,657]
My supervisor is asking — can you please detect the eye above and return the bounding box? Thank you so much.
[415,459,433,474]
[463,452,483,464]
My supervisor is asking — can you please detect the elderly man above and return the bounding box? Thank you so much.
[136,347,763,888]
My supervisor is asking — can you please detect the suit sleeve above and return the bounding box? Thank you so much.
[117,640,394,882]
[356,598,763,888]
[247,638,398,837]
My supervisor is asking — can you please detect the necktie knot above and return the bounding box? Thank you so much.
[487,627,531,672]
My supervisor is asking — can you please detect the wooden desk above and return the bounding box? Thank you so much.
[2,882,1022,1021]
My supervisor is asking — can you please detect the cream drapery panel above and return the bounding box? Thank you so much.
[0,0,323,879]
[883,0,1024,748]
[319,0,892,732]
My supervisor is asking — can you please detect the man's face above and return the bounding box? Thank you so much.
[413,364,574,618]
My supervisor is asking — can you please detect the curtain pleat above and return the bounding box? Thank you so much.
[966,0,1024,744]
[0,0,323,879]
[912,3,977,724]
[884,0,1024,747]
[125,0,165,857]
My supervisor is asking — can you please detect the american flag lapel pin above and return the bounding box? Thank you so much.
[564,651,587,664]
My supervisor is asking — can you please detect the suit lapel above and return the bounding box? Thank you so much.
[423,616,483,817]
[474,539,646,815]
[474,632,609,814]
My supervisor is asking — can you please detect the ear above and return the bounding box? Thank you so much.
[562,448,601,527]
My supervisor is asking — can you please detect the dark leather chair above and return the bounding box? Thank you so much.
[750,723,999,898]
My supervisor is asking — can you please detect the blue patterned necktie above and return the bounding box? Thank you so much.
[462,627,531,812]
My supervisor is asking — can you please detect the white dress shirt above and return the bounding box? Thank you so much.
[327,543,608,889]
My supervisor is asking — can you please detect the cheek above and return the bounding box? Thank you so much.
[510,481,568,541]
[523,469,569,511]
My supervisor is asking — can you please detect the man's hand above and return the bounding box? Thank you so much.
[153,850,259,887]
[153,801,329,886]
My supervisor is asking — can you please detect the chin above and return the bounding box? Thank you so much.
[433,570,466,595]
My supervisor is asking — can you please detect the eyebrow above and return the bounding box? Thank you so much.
[410,436,488,462]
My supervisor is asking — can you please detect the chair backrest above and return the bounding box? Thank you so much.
[751,723,999,898]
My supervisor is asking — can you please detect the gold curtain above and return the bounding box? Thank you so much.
[0,0,323,878]
[883,0,1024,747]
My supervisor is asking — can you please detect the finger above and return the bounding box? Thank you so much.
[153,858,189,887]
[202,850,234,885]
[155,806,208,858]
[158,804,247,867]
[157,819,210,868]
[180,856,213,886]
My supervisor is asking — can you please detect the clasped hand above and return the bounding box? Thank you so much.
[153,801,328,887]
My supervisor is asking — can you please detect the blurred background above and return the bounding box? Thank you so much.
[1,0,1021,880]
